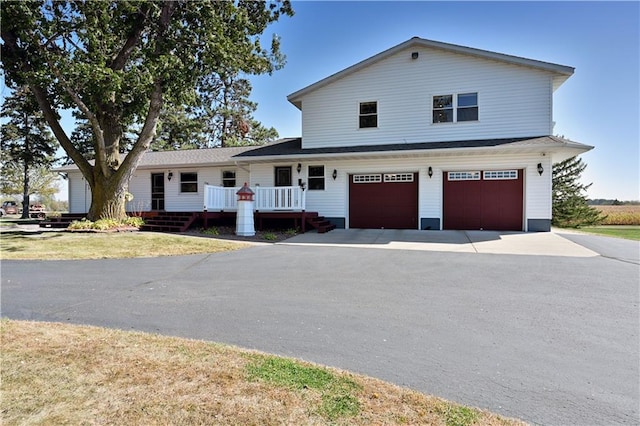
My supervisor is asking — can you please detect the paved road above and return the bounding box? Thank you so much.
[1,236,638,425]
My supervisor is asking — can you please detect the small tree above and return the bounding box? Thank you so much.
[552,156,606,227]
[0,87,58,218]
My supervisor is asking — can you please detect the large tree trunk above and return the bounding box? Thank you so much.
[87,171,129,221]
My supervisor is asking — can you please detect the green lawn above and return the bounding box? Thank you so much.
[577,226,640,241]
[0,232,248,260]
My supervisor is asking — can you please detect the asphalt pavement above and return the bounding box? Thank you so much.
[1,232,638,425]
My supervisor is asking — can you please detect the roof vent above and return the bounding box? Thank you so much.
[411,52,419,60]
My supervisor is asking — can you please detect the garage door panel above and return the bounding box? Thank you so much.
[480,179,523,231]
[443,170,523,231]
[443,179,483,230]
[349,173,418,229]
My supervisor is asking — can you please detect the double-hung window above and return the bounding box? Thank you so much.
[308,166,325,190]
[180,172,198,193]
[432,92,478,123]
[457,93,478,121]
[222,171,236,187]
[359,101,377,128]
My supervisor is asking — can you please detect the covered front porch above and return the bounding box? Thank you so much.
[203,184,306,212]
[198,184,333,233]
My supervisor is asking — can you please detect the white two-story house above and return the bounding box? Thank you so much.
[62,37,592,232]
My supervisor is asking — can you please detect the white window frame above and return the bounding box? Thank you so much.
[308,165,325,190]
[483,170,518,180]
[432,92,478,124]
[222,170,236,188]
[457,92,478,122]
[180,172,198,193]
[432,94,454,123]
[448,171,481,181]
[383,173,414,182]
[353,174,382,183]
[358,101,378,129]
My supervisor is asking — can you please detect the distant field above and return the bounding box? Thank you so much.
[595,205,640,225]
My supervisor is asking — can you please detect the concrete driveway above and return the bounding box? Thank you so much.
[1,232,638,425]
[280,229,602,257]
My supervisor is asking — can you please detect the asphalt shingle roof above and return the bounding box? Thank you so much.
[234,136,591,158]
[55,136,592,171]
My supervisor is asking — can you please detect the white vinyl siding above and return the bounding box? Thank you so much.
[300,46,553,148]
[96,166,250,213]
[291,153,551,230]
[68,171,91,214]
[64,154,551,228]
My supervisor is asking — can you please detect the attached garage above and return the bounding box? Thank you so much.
[349,172,418,229]
[443,169,524,231]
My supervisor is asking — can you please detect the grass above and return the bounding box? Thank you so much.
[1,320,526,426]
[575,225,640,241]
[0,232,248,260]
[247,356,362,420]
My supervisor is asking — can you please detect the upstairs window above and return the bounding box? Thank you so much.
[457,93,478,121]
[308,165,325,190]
[433,92,478,123]
[433,95,453,123]
[222,170,236,187]
[180,172,198,193]
[359,101,377,128]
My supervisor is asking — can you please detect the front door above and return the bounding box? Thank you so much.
[151,173,165,210]
[275,166,292,187]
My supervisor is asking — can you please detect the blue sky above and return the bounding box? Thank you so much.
[249,1,639,200]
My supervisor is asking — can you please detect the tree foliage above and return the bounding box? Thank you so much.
[552,156,606,227]
[0,86,59,218]
[1,0,293,220]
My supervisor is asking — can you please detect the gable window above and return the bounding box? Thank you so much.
[180,172,198,193]
[457,93,478,121]
[433,95,453,123]
[433,92,478,123]
[222,170,236,188]
[308,165,325,190]
[359,101,377,128]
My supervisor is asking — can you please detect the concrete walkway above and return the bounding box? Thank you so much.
[280,229,600,257]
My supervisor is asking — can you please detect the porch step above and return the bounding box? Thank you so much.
[306,215,336,234]
[140,212,198,233]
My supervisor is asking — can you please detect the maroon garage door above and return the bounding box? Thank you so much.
[443,169,523,231]
[349,173,418,229]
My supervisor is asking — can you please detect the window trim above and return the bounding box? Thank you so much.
[222,170,236,188]
[447,171,481,181]
[457,92,478,122]
[307,165,325,191]
[483,170,518,180]
[180,172,198,193]
[353,174,382,183]
[432,94,454,124]
[358,101,378,129]
[432,92,478,124]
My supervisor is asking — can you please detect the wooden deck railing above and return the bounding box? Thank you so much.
[204,185,305,212]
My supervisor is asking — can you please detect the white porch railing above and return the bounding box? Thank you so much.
[204,185,306,212]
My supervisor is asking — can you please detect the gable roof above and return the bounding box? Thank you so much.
[287,37,574,109]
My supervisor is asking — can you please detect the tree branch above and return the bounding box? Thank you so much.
[29,85,94,187]
[118,1,176,178]
[109,4,151,71]
[1,28,94,186]
[43,56,109,178]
